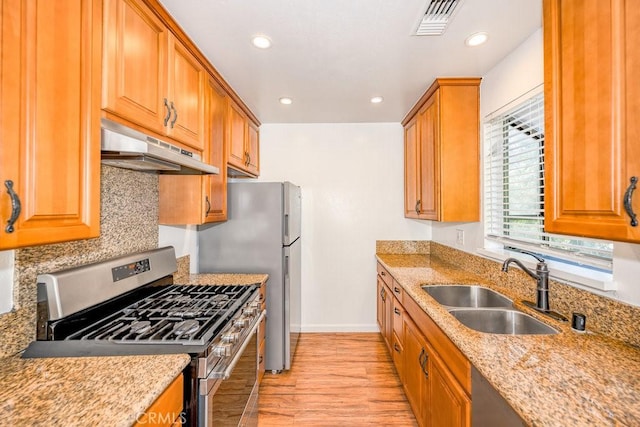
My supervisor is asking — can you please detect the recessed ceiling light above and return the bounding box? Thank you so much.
[465,32,488,47]
[252,35,272,49]
[279,97,292,105]
[370,96,384,104]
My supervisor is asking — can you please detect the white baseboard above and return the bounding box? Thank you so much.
[300,324,380,333]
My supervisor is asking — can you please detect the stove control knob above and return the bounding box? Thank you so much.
[234,317,250,328]
[212,344,232,357]
[221,332,238,344]
[244,306,258,316]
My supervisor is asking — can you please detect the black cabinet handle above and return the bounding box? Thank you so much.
[394,286,401,294]
[170,102,178,128]
[4,180,21,233]
[418,348,429,378]
[415,199,421,214]
[624,176,638,227]
[163,98,171,126]
[394,308,401,315]
[205,196,211,216]
[394,343,401,353]
[380,271,386,276]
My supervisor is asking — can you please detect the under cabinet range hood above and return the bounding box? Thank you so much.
[100,119,219,175]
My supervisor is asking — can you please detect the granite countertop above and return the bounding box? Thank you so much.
[179,273,268,286]
[0,273,268,426]
[0,353,190,426]
[376,253,640,427]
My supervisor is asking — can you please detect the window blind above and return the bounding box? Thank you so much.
[483,87,613,269]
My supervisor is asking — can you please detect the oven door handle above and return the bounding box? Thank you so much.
[220,310,265,381]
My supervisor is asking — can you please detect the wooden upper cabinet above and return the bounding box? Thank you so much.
[247,121,260,176]
[402,78,481,222]
[102,0,168,135]
[102,0,205,150]
[404,116,420,217]
[544,0,640,242]
[159,77,227,225]
[203,78,228,222]
[167,36,206,150]
[0,0,101,250]
[228,100,247,169]
[227,99,260,177]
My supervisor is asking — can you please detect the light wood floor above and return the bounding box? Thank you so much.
[258,333,418,426]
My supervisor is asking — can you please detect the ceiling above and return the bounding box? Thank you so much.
[158,0,542,124]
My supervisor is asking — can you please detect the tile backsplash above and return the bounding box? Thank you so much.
[0,165,159,357]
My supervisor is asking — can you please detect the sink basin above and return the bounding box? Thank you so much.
[448,308,558,335]
[421,285,513,308]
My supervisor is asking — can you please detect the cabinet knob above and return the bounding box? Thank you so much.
[624,176,638,227]
[4,180,21,233]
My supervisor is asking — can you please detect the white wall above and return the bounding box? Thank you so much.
[257,123,431,331]
[159,225,198,272]
[432,28,640,307]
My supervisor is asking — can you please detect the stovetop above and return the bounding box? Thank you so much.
[57,284,257,346]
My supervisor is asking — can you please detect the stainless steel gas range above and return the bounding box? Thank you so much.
[23,247,265,427]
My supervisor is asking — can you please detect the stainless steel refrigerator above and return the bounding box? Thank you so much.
[198,181,301,372]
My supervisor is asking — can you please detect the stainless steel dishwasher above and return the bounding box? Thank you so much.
[472,366,526,426]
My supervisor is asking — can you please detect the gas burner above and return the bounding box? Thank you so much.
[167,309,202,318]
[173,319,200,337]
[212,294,229,302]
[130,320,151,335]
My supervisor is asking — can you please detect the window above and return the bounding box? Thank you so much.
[483,86,613,271]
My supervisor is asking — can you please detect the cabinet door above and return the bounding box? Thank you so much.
[544,0,640,242]
[404,115,420,218]
[227,100,248,170]
[204,78,228,222]
[167,37,205,150]
[158,77,227,225]
[376,276,385,332]
[430,351,471,427]
[403,316,430,427]
[0,0,101,249]
[418,95,439,220]
[246,120,260,176]
[102,0,168,135]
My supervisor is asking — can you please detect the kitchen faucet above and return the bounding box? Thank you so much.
[501,251,568,322]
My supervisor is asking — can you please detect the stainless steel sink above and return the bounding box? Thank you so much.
[448,308,558,335]
[421,285,513,309]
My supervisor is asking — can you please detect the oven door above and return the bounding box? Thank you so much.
[199,312,263,426]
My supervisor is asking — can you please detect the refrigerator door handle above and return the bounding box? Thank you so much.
[285,255,289,277]
[284,214,289,240]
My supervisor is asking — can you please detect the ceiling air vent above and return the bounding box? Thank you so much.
[415,0,464,36]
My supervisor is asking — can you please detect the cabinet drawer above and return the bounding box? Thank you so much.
[377,263,392,286]
[259,284,266,310]
[392,332,404,379]
[392,296,404,339]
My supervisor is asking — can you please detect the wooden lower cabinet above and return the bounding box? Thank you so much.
[135,374,184,427]
[376,262,471,427]
[258,314,266,384]
[403,315,431,426]
[430,351,471,427]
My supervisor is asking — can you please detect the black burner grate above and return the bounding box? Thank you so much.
[64,284,257,346]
